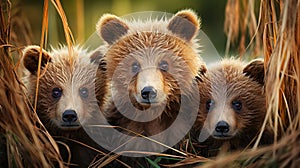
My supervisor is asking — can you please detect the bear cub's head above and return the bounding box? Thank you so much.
[96,10,206,109]
[198,59,265,142]
[22,45,104,131]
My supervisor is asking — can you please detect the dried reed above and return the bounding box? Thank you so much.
[200,0,300,167]
[224,0,262,57]
[1,0,299,167]
[0,0,64,167]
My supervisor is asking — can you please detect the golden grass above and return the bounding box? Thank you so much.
[0,0,81,167]
[1,0,299,167]
[204,0,300,167]
[224,0,262,57]
[33,0,74,115]
[0,0,64,167]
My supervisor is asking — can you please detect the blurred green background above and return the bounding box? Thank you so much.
[18,0,228,55]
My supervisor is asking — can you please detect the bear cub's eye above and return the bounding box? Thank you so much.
[79,87,89,98]
[232,100,242,112]
[52,87,62,99]
[206,99,214,112]
[159,60,169,72]
[132,61,141,74]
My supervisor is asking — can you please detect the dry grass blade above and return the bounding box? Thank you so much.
[1,0,299,167]
[161,155,210,167]
[87,125,191,167]
[0,0,64,167]
[262,0,278,63]
[96,153,130,168]
[224,0,239,56]
[34,0,48,115]
[224,0,262,57]
[201,131,298,168]
[266,0,299,134]
[90,124,188,157]
[50,0,75,64]
[200,0,300,167]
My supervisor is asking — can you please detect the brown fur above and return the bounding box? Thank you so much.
[195,58,273,157]
[22,45,108,167]
[167,10,200,41]
[96,10,206,159]
[97,14,129,45]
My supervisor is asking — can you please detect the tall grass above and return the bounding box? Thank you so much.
[0,0,299,167]
[224,0,262,57]
[0,0,77,167]
[200,0,300,167]
[0,0,64,167]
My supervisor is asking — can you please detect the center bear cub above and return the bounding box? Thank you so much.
[196,58,272,156]
[22,45,107,167]
[96,9,206,153]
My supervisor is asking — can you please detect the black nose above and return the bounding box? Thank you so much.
[62,110,78,123]
[141,86,157,101]
[215,121,230,133]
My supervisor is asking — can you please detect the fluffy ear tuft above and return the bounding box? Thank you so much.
[96,14,129,44]
[167,9,200,41]
[22,45,51,75]
[243,59,265,85]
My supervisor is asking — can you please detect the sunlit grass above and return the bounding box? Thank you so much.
[0,0,299,167]
[0,0,64,167]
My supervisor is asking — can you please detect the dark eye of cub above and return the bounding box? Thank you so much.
[159,60,169,72]
[52,87,62,99]
[79,87,89,98]
[206,99,214,112]
[232,100,242,111]
[131,61,141,74]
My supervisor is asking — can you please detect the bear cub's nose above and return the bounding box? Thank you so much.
[141,86,157,101]
[62,109,78,123]
[215,120,230,133]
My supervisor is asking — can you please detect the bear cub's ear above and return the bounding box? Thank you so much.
[90,50,106,72]
[22,45,51,75]
[96,14,129,45]
[243,59,265,85]
[168,9,200,42]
